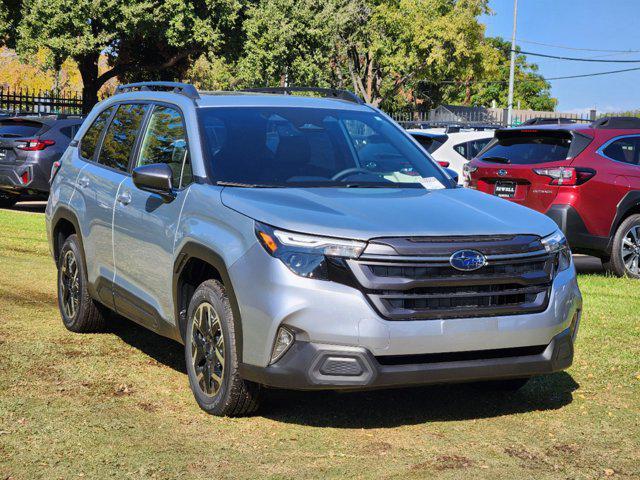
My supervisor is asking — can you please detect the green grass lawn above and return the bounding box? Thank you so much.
[0,207,638,479]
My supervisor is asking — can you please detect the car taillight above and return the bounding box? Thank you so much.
[532,167,596,186]
[437,160,450,168]
[16,139,55,151]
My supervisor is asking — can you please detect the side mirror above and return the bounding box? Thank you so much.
[132,163,175,201]
[444,168,459,186]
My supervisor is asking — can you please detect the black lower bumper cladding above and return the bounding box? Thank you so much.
[239,328,575,391]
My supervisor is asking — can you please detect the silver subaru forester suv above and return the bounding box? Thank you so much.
[46,83,582,416]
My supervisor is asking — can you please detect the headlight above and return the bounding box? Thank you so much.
[542,230,572,272]
[255,222,366,279]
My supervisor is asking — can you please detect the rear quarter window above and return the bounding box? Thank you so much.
[80,107,116,160]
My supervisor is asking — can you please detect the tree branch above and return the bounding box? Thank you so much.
[95,52,190,88]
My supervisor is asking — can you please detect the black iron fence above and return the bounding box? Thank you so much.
[0,87,83,115]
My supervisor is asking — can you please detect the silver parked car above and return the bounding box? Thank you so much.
[46,83,582,416]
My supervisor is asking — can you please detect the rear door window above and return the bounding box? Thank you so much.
[98,104,148,172]
[602,137,640,165]
[0,120,44,138]
[478,133,570,164]
[80,107,115,161]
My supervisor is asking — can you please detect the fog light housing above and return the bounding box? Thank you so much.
[270,326,294,364]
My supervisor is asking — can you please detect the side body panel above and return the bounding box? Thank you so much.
[112,177,189,329]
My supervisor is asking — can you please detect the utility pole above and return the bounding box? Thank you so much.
[507,0,518,126]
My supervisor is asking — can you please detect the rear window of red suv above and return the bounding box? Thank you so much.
[478,133,570,164]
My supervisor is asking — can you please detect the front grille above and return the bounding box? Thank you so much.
[369,261,547,279]
[376,344,548,366]
[348,235,554,320]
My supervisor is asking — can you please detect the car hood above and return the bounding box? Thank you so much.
[220,187,559,240]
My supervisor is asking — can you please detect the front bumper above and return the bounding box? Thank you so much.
[240,326,576,390]
[230,242,583,379]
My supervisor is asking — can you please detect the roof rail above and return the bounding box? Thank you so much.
[242,87,365,105]
[115,82,200,100]
[591,116,640,129]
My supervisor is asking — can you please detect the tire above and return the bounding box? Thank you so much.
[57,234,108,332]
[184,279,260,416]
[603,214,640,279]
[0,192,19,209]
[474,377,530,392]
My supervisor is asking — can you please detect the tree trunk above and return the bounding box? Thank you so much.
[78,53,100,114]
[464,78,472,105]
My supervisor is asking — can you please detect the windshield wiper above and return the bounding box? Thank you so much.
[216,181,276,188]
[481,156,511,164]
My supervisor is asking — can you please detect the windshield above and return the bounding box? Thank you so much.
[198,107,450,188]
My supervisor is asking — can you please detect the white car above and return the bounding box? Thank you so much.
[409,130,495,181]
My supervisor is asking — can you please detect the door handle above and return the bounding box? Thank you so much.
[77,176,89,188]
[117,191,132,206]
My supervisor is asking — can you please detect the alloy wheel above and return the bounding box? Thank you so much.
[60,250,80,318]
[621,225,640,275]
[191,302,225,397]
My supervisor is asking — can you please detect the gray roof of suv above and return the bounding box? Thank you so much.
[196,92,373,111]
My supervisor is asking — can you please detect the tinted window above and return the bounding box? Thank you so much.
[137,106,192,187]
[453,142,468,159]
[198,107,449,188]
[478,134,570,164]
[80,108,115,160]
[98,104,148,172]
[0,120,44,137]
[60,124,80,139]
[469,138,491,158]
[603,137,640,165]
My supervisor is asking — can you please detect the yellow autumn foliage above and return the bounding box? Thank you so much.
[0,47,83,92]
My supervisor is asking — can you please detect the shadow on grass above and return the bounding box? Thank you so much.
[107,315,579,428]
[261,373,578,428]
[108,315,186,374]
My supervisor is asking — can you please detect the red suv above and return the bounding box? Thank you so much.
[465,117,640,278]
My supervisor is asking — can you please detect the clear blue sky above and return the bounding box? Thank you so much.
[482,0,640,113]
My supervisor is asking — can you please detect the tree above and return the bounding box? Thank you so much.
[341,0,492,109]
[0,47,83,91]
[231,0,493,110]
[10,0,241,112]
[238,0,343,88]
[443,36,557,110]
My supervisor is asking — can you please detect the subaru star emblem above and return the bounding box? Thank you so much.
[498,169,508,177]
[450,250,486,272]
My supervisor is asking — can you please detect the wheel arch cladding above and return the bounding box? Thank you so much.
[51,207,82,265]
[173,241,244,362]
[612,191,640,237]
